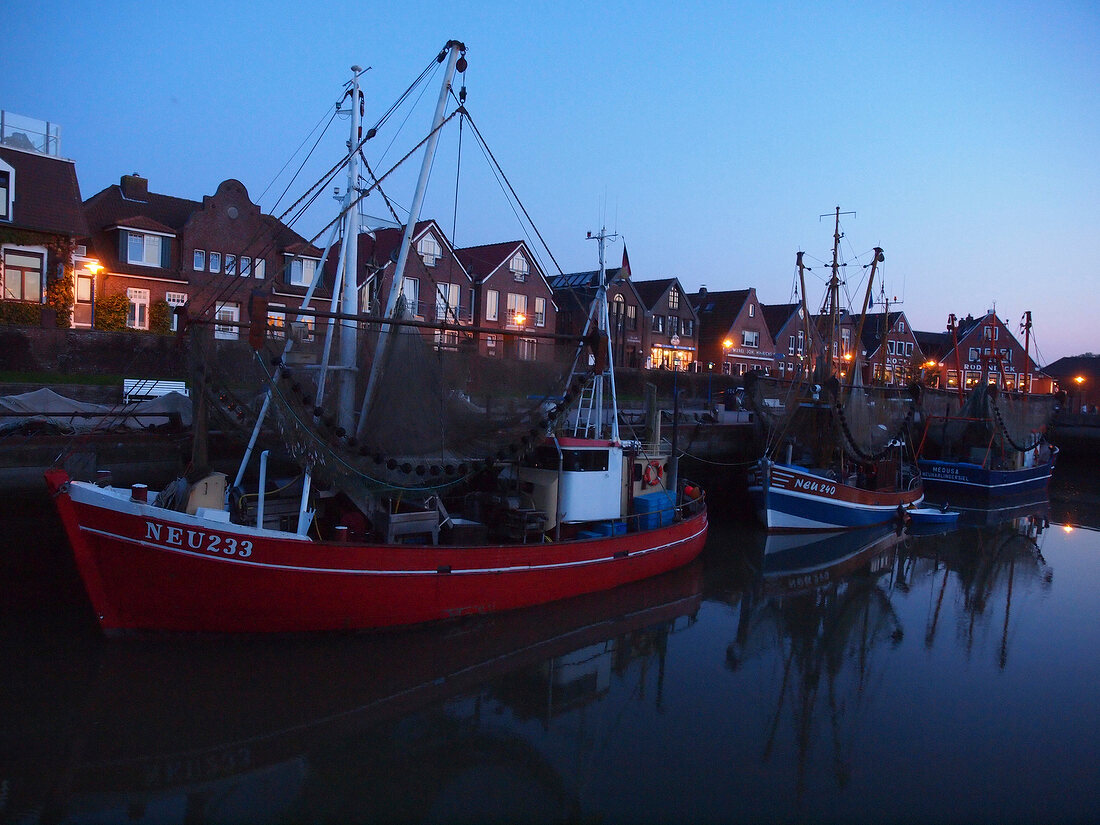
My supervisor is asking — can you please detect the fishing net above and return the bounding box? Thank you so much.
[920,384,1059,455]
[192,312,587,497]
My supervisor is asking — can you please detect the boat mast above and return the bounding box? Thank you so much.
[356,40,466,438]
[336,67,365,433]
[569,228,620,442]
[1021,310,1032,394]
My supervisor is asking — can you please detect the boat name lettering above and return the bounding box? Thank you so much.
[144,521,253,557]
[792,478,837,496]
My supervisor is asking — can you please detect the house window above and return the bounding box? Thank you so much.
[534,296,546,327]
[485,288,499,321]
[436,282,460,323]
[126,287,150,330]
[214,301,240,340]
[968,347,979,362]
[165,291,188,332]
[887,340,896,355]
[905,342,913,356]
[403,277,420,316]
[668,316,679,336]
[125,231,167,268]
[268,305,286,340]
[254,259,265,279]
[898,319,906,333]
[506,292,527,325]
[651,314,664,334]
[209,252,222,273]
[668,286,680,310]
[796,331,805,355]
[485,334,498,356]
[2,250,43,302]
[240,256,251,278]
[788,335,795,355]
[778,362,785,376]
[682,319,693,337]
[738,363,747,376]
[289,258,315,286]
[518,338,537,361]
[0,170,10,221]
[193,250,206,271]
[722,361,732,376]
[741,330,759,348]
[225,254,237,276]
[626,304,637,330]
[841,328,851,355]
[510,252,529,282]
[748,303,755,317]
[418,235,441,266]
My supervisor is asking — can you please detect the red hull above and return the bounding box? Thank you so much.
[45,470,708,633]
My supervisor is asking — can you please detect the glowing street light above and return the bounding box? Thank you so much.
[513,312,526,326]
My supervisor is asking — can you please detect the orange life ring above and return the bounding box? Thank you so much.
[643,460,663,487]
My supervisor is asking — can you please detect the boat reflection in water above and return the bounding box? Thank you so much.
[724,499,1054,806]
[2,564,702,824]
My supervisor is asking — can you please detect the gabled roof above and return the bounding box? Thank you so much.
[858,311,906,353]
[84,182,198,236]
[633,277,677,310]
[690,288,750,322]
[112,214,177,235]
[760,302,802,339]
[0,145,87,237]
[914,329,951,360]
[454,240,524,278]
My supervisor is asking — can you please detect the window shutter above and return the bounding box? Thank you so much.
[119,230,127,263]
[161,238,171,269]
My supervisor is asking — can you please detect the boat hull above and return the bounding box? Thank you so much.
[45,470,708,634]
[918,456,1056,500]
[748,461,923,532]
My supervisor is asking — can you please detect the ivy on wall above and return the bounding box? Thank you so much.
[93,293,129,331]
[0,228,76,328]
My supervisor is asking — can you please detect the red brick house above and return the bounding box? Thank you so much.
[551,263,647,369]
[456,239,557,362]
[857,310,923,385]
[691,287,773,375]
[921,311,1053,394]
[1,112,88,326]
[761,302,811,379]
[633,277,699,370]
[82,174,321,337]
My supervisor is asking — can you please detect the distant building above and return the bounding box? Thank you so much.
[551,265,647,370]
[632,278,699,370]
[691,287,772,375]
[857,311,922,385]
[918,311,1053,394]
[1039,354,1097,411]
[0,111,88,324]
[82,173,320,337]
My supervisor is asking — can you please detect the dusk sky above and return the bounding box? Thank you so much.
[5,0,1097,364]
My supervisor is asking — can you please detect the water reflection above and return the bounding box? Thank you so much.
[1,564,703,824]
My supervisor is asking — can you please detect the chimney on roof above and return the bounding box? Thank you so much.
[698,285,707,296]
[120,173,148,201]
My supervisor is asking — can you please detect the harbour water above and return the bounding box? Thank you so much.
[1,465,1098,824]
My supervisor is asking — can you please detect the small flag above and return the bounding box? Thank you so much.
[621,245,632,280]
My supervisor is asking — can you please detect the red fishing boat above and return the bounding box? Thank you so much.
[46,43,707,634]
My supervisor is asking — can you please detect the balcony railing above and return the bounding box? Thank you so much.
[0,111,61,157]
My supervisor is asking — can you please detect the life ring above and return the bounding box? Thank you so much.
[643,460,663,487]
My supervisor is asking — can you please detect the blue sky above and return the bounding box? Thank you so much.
[5,0,1097,363]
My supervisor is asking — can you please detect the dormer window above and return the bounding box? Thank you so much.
[288,257,316,286]
[510,252,529,282]
[418,235,441,267]
[0,168,11,221]
[124,231,169,268]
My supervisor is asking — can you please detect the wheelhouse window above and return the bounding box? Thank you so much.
[126,287,150,330]
[125,231,167,268]
[417,235,441,266]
